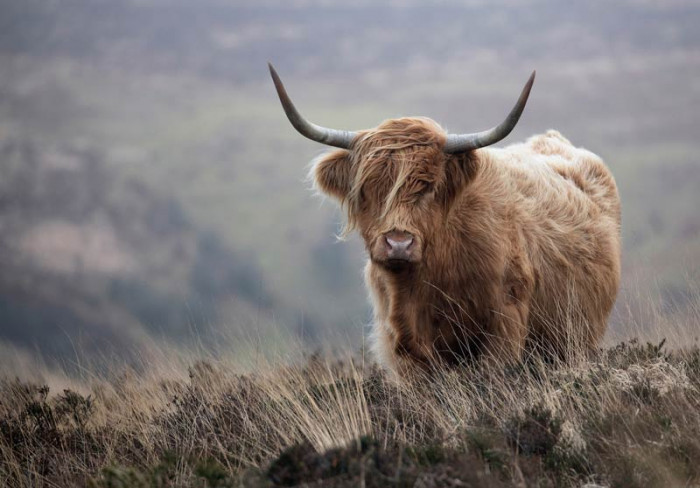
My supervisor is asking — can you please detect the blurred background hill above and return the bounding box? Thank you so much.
[1,0,699,368]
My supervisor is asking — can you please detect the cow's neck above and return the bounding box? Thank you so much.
[380,214,497,363]
[383,261,481,360]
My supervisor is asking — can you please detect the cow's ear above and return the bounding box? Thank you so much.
[442,152,478,208]
[312,149,354,201]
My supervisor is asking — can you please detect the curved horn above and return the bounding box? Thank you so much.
[444,71,536,154]
[269,63,357,149]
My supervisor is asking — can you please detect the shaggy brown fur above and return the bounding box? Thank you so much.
[312,117,621,375]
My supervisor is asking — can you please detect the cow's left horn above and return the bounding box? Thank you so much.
[443,71,536,153]
[269,63,357,149]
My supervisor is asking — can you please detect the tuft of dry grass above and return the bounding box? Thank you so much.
[1,338,700,487]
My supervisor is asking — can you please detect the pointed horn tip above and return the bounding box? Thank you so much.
[520,70,536,98]
[266,61,357,149]
[268,63,286,99]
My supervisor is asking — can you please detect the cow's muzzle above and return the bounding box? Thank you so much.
[385,231,415,260]
[373,230,421,271]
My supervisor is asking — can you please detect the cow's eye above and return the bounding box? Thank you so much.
[416,181,433,197]
[359,188,370,209]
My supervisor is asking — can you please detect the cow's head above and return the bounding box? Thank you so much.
[269,64,535,273]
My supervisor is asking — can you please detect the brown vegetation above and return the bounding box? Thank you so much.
[1,337,699,487]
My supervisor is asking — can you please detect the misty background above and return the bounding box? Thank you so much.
[1,0,699,371]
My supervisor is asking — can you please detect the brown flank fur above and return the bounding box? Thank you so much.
[312,117,621,375]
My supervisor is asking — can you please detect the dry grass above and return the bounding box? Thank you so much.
[1,308,700,487]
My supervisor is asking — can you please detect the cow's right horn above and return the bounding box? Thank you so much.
[269,63,357,149]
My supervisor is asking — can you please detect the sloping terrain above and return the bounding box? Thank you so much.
[0,137,278,365]
[1,340,699,487]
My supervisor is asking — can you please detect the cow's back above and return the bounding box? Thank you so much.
[485,130,621,357]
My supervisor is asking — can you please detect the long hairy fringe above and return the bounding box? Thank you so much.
[337,117,447,238]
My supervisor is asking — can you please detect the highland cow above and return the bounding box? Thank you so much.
[270,64,621,375]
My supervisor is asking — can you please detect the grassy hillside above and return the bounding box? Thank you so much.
[0,136,286,365]
[2,336,699,487]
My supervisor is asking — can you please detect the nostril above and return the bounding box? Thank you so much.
[384,236,394,250]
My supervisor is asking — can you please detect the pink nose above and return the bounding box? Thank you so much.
[384,231,414,260]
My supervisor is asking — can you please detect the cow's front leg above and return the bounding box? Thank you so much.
[370,318,433,380]
[484,282,531,364]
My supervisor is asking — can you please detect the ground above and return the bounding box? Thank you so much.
[1,339,699,487]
